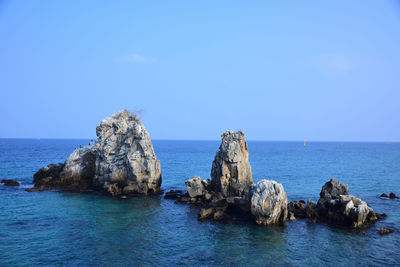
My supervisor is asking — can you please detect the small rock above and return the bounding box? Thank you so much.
[164,190,185,199]
[198,208,214,220]
[380,193,389,198]
[204,192,213,201]
[213,209,229,221]
[185,176,205,198]
[1,179,20,186]
[379,227,394,235]
[389,193,398,199]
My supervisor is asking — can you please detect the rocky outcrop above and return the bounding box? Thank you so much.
[28,110,162,196]
[92,110,161,195]
[1,179,20,186]
[288,178,380,228]
[211,130,253,199]
[250,180,288,225]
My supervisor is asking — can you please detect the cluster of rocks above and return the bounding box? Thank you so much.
[380,192,399,199]
[287,178,384,228]
[26,110,162,196]
[25,111,388,231]
[168,130,289,225]
[167,130,383,229]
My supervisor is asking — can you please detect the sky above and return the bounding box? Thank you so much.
[1,0,400,141]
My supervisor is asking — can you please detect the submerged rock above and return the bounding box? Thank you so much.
[1,179,20,186]
[380,193,389,198]
[28,110,162,196]
[250,180,288,225]
[211,130,253,199]
[379,227,394,235]
[164,190,186,199]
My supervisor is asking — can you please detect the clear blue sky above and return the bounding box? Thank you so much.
[1,1,399,141]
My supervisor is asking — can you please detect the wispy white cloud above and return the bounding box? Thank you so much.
[114,53,157,64]
[315,53,352,73]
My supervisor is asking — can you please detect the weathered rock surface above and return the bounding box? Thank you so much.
[211,130,253,199]
[288,178,380,228]
[28,110,162,196]
[92,110,161,195]
[1,179,20,186]
[185,176,205,198]
[319,178,348,202]
[250,180,288,225]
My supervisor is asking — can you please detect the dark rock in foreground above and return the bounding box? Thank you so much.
[27,110,162,196]
[1,179,20,186]
[379,227,394,235]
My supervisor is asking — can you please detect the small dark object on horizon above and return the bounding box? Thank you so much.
[380,193,389,198]
[1,179,20,186]
[389,192,398,199]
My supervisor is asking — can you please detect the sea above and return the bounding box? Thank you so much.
[0,139,399,266]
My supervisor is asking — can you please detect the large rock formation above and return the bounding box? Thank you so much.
[27,110,162,196]
[92,110,161,195]
[250,180,288,225]
[211,130,253,199]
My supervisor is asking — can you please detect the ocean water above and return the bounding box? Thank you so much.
[0,139,399,266]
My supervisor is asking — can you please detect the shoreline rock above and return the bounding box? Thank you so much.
[27,110,162,196]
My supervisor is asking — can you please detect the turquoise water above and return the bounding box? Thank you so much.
[0,139,399,266]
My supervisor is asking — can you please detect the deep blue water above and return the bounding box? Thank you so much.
[0,139,399,266]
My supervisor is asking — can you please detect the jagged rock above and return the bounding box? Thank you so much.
[211,130,253,199]
[380,193,389,198]
[32,163,64,188]
[379,227,394,235]
[1,179,20,186]
[319,178,348,202]
[58,146,96,191]
[250,180,288,225]
[287,200,306,218]
[93,110,161,195]
[317,179,378,228]
[389,193,398,199]
[305,199,317,219]
[28,110,162,196]
[185,176,205,198]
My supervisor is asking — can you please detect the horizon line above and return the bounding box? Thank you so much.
[0,137,398,143]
